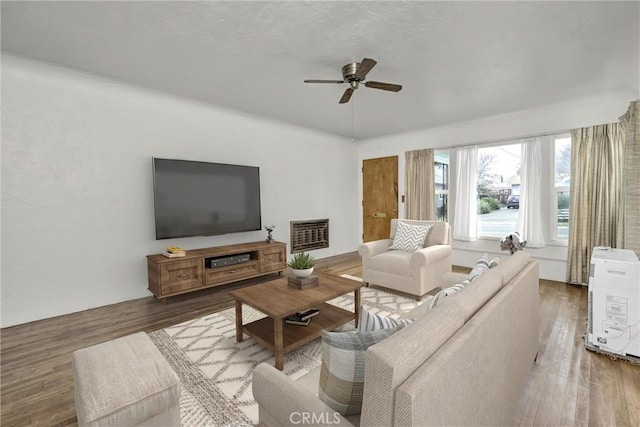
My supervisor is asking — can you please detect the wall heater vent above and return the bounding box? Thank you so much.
[290,219,329,253]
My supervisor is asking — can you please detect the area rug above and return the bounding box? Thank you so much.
[148,276,422,426]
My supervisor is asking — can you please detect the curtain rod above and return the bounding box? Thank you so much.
[432,129,571,152]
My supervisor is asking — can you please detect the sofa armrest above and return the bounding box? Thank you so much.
[359,239,393,259]
[409,244,452,268]
[252,363,354,427]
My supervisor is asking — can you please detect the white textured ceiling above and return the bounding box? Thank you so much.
[2,1,639,140]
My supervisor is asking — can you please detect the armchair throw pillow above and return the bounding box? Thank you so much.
[318,326,404,415]
[389,222,432,252]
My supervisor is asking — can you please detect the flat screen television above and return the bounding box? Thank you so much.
[152,158,262,240]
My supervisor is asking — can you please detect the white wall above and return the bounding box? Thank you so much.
[1,55,360,327]
[357,91,636,281]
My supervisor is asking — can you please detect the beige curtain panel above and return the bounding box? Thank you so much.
[405,149,436,220]
[618,100,640,255]
[566,123,625,284]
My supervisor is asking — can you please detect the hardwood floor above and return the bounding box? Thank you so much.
[1,252,639,426]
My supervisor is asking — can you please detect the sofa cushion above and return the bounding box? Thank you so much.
[358,305,414,332]
[369,250,411,277]
[491,251,532,285]
[453,270,503,321]
[389,221,431,252]
[318,326,403,415]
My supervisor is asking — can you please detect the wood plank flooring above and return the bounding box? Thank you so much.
[1,252,639,426]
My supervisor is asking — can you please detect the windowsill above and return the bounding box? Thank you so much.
[475,235,568,247]
[452,238,568,262]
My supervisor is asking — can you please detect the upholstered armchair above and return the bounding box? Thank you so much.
[358,219,452,299]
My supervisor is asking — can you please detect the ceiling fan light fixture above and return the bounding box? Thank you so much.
[304,57,402,104]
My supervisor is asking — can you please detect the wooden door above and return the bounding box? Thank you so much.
[363,156,398,242]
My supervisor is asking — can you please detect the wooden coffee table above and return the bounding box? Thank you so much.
[229,272,362,370]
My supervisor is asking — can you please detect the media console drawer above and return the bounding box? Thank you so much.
[206,261,259,285]
[147,241,286,303]
[260,247,286,272]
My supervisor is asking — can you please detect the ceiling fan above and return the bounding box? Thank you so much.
[304,58,402,104]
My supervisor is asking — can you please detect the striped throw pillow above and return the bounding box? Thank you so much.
[357,305,413,332]
[427,289,447,310]
[469,253,491,281]
[318,326,404,415]
[389,222,432,252]
[444,279,472,296]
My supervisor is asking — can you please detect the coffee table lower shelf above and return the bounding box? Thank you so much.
[241,302,354,355]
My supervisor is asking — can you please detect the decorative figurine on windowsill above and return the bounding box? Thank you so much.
[265,225,275,243]
[500,231,527,255]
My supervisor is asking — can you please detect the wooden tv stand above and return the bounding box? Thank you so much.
[146,241,286,303]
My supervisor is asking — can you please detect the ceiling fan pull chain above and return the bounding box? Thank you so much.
[351,100,355,143]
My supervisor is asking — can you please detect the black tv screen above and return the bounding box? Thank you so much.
[152,158,262,240]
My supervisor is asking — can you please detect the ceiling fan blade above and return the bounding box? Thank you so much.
[355,58,377,80]
[304,79,344,84]
[339,88,354,104]
[364,81,402,92]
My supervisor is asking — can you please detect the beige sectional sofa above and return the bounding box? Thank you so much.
[253,251,539,426]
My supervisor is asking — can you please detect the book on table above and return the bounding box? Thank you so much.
[284,316,311,326]
[165,246,186,253]
[162,251,186,258]
[284,308,320,326]
[297,308,320,320]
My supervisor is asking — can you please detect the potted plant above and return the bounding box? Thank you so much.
[288,252,316,278]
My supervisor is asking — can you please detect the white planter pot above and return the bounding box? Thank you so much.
[292,267,314,278]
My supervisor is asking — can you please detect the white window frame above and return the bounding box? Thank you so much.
[442,132,570,246]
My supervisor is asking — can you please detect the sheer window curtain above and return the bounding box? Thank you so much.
[452,146,478,241]
[567,123,625,284]
[405,149,436,220]
[517,138,546,248]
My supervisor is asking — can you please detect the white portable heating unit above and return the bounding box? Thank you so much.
[586,247,640,360]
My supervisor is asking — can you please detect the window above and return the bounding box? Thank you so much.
[477,143,521,237]
[435,132,571,245]
[554,135,571,241]
[434,151,449,221]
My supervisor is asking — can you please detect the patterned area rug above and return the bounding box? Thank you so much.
[148,276,422,426]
